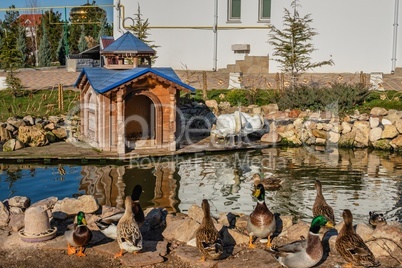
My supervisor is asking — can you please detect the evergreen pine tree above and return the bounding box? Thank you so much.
[57,28,68,65]
[268,0,333,87]
[37,10,63,62]
[0,32,22,94]
[97,16,107,42]
[38,25,52,66]
[17,25,27,67]
[129,4,159,63]
[78,25,88,52]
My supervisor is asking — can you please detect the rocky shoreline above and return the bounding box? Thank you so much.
[207,101,402,151]
[1,194,402,267]
[2,103,402,153]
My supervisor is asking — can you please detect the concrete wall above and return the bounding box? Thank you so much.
[114,0,402,74]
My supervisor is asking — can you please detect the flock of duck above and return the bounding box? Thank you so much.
[63,178,387,268]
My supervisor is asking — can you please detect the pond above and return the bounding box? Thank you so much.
[1,146,402,224]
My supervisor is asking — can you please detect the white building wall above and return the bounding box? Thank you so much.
[114,0,402,74]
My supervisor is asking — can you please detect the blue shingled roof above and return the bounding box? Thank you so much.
[101,31,155,54]
[75,67,195,93]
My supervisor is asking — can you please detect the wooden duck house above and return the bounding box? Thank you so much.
[75,32,195,154]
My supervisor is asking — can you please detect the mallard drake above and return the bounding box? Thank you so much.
[247,183,276,248]
[131,184,145,227]
[312,179,335,226]
[114,196,143,258]
[335,209,380,267]
[195,199,223,261]
[369,211,387,229]
[65,211,93,257]
[252,173,282,191]
[269,215,334,268]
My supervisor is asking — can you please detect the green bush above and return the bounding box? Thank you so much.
[191,88,277,107]
[274,82,370,113]
[359,90,402,112]
[225,89,249,106]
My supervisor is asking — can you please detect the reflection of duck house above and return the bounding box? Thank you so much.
[75,32,195,153]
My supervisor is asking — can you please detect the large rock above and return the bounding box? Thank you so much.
[0,127,11,143]
[390,135,402,151]
[261,132,281,143]
[276,221,309,242]
[0,201,10,228]
[369,127,383,142]
[14,139,25,150]
[18,125,49,147]
[7,117,26,128]
[341,122,352,134]
[369,223,402,257]
[3,139,16,151]
[8,213,24,232]
[311,129,328,140]
[338,130,356,147]
[353,121,370,147]
[381,125,399,139]
[162,215,200,243]
[383,109,401,124]
[328,131,340,144]
[8,196,31,209]
[31,196,58,210]
[22,115,35,126]
[370,107,388,116]
[52,195,99,215]
[369,117,380,128]
[188,204,204,224]
[396,119,402,133]
[52,128,67,140]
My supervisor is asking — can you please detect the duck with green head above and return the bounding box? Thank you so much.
[269,215,334,268]
[247,183,276,248]
[65,211,93,257]
[336,209,380,267]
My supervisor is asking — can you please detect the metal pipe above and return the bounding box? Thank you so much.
[392,0,400,74]
[116,0,124,33]
[0,5,114,11]
[213,0,218,71]
[146,25,267,30]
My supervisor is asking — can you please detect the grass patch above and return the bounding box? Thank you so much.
[0,89,80,122]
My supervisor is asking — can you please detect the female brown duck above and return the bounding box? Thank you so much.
[195,199,223,261]
[336,209,380,267]
[312,179,335,226]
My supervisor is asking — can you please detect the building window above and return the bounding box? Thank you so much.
[228,0,241,21]
[259,0,271,21]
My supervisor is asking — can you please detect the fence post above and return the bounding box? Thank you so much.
[202,71,207,100]
[58,84,64,111]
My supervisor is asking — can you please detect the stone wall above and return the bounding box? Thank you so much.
[261,106,402,151]
[206,100,402,151]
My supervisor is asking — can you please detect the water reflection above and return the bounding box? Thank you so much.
[1,147,402,223]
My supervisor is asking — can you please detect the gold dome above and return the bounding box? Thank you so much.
[69,1,106,23]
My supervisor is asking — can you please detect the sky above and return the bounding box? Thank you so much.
[0,0,114,23]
